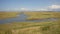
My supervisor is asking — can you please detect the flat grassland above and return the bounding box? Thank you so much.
[0,12,19,19]
[24,12,60,19]
[0,21,60,34]
[0,11,60,34]
[0,11,60,19]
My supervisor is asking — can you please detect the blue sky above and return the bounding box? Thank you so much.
[0,0,60,11]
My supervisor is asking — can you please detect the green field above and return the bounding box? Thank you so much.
[0,11,60,19]
[0,21,60,34]
[24,12,60,20]
[0,11,60,34]
[0,12,19,19]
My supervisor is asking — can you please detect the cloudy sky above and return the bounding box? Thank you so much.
[0,0,60,11]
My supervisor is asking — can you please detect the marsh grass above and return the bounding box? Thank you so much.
[0,12,60,34]
[24,12,60,19]
[0,12,19,19]
[0,21,60,34]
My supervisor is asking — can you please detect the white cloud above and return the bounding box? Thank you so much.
[3,5,60,11]
[37,9,48,11]
[5,8,20,11]
[20,8,28,11]
[48,5,60,9]
[19,5,60,11]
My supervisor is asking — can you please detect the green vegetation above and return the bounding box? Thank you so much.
[0,21,60,34]
[0,11,60,19]
[0,11,60,34]
[40,21,60,34]
[0,12,19,19]
[24,12,60,19]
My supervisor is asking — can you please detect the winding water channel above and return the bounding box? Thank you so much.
[0,12,60,24]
